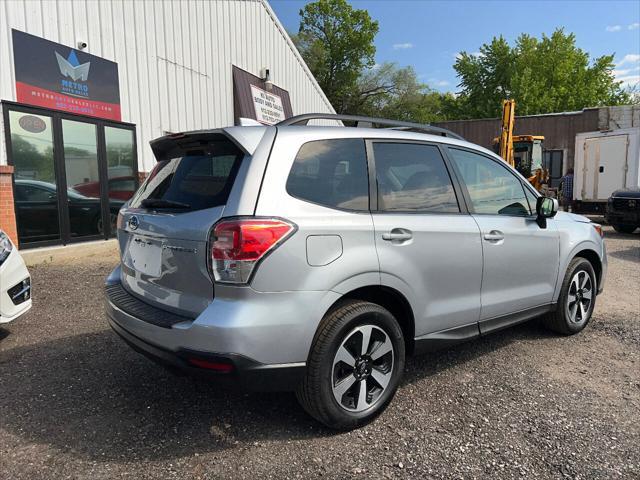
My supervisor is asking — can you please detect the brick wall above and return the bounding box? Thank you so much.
[0,165,18,246]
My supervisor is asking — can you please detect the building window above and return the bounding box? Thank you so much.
[543,150,564,189]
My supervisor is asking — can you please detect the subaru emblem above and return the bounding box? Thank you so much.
[128,215,139,230]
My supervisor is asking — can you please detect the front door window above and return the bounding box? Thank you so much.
[448,147,532,216]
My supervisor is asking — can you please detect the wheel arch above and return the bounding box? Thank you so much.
[554,238,604,302]
[324,285,416,355]
[573,248,602,288]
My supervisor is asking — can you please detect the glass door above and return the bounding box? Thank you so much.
[7,110,62,245]
[4,102,138,247]
[104,126,137,237]
[60,119,106,240]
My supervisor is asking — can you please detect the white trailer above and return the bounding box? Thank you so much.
[573,127,640,212]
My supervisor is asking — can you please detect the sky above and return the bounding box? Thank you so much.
[270,0,640,93]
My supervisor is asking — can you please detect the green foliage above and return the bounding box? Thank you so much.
[294,0,378,113]
[349,63,459,122]
[293,0,459,121]
[454,29,631,118]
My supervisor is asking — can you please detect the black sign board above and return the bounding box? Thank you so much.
[232,66,293,125]
[12,29,121,120]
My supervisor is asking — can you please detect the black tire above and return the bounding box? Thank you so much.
[612,223,637,234]
[542,257,597,335]
[296,300,405,430]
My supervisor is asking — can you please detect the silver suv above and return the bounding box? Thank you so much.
[106,114,606,430]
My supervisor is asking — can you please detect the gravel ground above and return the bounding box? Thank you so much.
[1,226,638,479]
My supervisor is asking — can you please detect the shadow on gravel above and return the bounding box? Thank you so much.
[402,319,555,386]
[0,319,558,463]
[0,329,320,462]
[604,230,639,240]
[0,328,9,341]
[608,246,640,263]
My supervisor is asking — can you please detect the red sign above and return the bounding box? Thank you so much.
[16,82,121,121]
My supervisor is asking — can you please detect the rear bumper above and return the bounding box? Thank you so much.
[108,315,305,391]
[105,266,341,390]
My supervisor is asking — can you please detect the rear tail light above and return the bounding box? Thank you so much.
[209,217,296,284]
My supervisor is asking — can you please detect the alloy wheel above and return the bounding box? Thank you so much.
[567,270,593,324]
[331,324,395,412]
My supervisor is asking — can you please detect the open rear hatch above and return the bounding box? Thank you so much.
[116,131,246,317]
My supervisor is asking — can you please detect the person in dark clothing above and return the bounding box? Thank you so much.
[559,168,574,211]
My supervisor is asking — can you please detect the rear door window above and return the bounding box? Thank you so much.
[373,142,459,212]
[130,138,243,211]
[286,139,369,211]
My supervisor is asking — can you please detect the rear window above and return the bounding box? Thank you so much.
[130,138,243,211]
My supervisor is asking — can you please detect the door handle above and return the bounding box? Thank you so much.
[382,229,413,242]
[483,230,504,242]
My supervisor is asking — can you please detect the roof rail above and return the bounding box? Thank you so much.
[276,113,465,140]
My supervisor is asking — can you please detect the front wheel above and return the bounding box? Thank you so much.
[296,300,405,430]
[542,257,597,335]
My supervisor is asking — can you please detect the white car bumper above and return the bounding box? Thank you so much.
[0,248,32,323]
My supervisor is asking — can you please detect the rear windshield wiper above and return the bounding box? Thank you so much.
[141,198,191,209]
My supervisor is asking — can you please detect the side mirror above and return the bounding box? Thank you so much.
[535,196,558,228]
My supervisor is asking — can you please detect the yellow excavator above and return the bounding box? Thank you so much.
[493,99,549,192]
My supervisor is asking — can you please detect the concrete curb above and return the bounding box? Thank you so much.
[20,239,119,267]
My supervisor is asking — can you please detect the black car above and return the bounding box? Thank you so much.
[606,187,640,234]
[13,179,124,243]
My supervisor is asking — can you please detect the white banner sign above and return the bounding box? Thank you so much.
[251,85,285,125]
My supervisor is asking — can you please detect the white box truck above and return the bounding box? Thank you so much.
[573,127,640,213]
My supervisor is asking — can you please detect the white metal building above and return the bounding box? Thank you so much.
[0,0,334,170]
[0,0,334,247]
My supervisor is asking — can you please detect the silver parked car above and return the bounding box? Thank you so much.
[106,114,606,430]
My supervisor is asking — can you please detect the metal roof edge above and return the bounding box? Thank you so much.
[435,106,634,124]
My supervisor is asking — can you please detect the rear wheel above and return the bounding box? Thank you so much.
[612,223,637,234]
[296,300,405,430]
[542,257,596,335]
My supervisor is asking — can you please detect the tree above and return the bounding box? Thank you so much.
[454,29,631,119]
[294,0,378,113]
[292,0,458,122]
[350,63,459,123]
